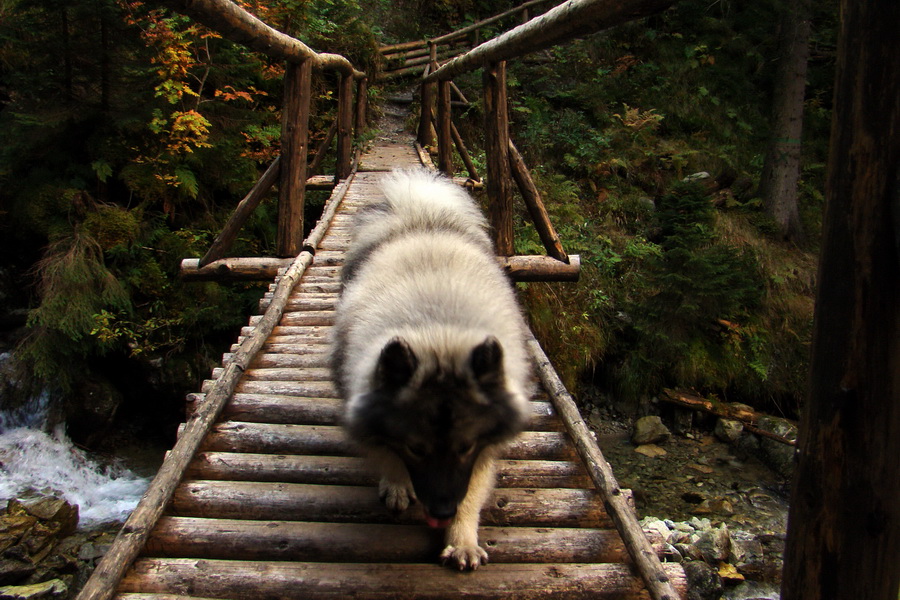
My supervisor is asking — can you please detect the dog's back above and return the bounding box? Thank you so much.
[330,168,532,570]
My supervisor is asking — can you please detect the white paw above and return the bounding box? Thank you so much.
[379,478,416,513]
[440,543,489,571]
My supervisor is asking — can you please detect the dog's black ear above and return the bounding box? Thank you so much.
[376,338,418,388]
[470,336,504,387]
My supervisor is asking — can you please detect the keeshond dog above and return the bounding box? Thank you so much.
[330,168,532,570]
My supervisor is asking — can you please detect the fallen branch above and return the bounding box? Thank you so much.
[661,389,797,446]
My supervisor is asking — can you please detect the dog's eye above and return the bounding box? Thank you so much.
[405,443,428,459]
[457,443,476,459]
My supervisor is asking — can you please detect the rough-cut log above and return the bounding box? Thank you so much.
[158,0,364,76]
[498,254,580,282]
[780,0,900,597]
[528,334,681,600]
[508,140,569,262]
[180,257,293,281]
[276,59,312,257]
[182,452,591,488]
[145,517,656,564]
[307,119,337,178]
[430,0,554,44]
[119,559,687,599]
[170,481,610,527]
[183,422,574,460]
[378,39,426,54]
[354,77,368,137]
[75,251,320,600]
[660,389,797,446]
[417,65,436,147]
[483,61,514,255]
[199,157,280,267]
[437,79,453,174]
[335,72,354,180]
[181,254,580,283]
[451,120,480,181]
[427,0,675,82]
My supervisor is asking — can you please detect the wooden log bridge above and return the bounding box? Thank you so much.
[77,130,687,600]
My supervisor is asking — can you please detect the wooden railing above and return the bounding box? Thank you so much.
[417,1,683,598]
[378,0,552,81]
[161,0,368,276]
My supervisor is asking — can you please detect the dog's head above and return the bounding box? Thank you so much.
[347,336,527,525]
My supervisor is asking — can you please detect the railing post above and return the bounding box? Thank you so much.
[483,60,514,256]
[277,59,312,257]
[335,71,354,181]
[417,42,437,148]
[437,77,453,174]
[355,77,368,138]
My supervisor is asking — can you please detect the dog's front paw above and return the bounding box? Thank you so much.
[440,544,489,571]
[378,478,416,513]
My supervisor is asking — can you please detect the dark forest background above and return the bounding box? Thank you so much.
[0,0,837,447]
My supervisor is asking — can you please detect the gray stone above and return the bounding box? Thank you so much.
[695,524,731,563]
[729,529,767,578]
[756,416,799,478]
[632,415,671,445]
[0,579,67,600]
[682,561,724,600]
[714,418,744,444]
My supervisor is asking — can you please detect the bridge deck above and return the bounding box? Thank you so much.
[112,137,687,599]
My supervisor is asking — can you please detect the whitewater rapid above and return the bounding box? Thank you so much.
[0,381,150,529]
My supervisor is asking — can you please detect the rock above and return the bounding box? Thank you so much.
[632,416,671,445]
[18,500,78,535]
[634,443,667,458]
[0,560,35,587]
[695,524,731,563]
[714,418,744,444]
[0,579,67,600]
[640,517,672,544]
[722,580,781,600]
[756,416,798,478]
[682,560,724,600]
[729,529,766,579]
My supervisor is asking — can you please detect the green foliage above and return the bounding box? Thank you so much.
[499,0,835,414]
[0,0,377,398]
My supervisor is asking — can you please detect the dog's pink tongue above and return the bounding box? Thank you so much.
[425,515,452,529]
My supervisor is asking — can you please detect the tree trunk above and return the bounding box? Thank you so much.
[757,0,811,241]
[779,0,900,596]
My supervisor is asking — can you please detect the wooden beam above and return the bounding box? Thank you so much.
[158,0,363,77]
[308,119,337,178]
[437,78,453,174]
[75,253,319,600]
[483,61,514,255]
[199,157,280,268]
[417,63,436,148]
[120,559,687,599]
[499,254,580,282]
[426,0,675,83]
[334,72,354,181]
[429,0,554,44]
[527,334,682,600]
[780,0,900,596]
[508,140,568,262]
[451,120,480,181]
[354,77,368,138]
[276,59,312,257]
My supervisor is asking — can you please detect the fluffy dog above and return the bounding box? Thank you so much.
[330,168,532,570]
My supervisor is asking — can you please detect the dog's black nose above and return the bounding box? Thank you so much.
[428,501,457,521]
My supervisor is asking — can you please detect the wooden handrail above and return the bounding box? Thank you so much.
[425,0,674,82]
[430,0,553,44]
[159,0,365,78]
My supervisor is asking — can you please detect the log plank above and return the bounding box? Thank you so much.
[170,481,611,527]
[183,452,591,488]
[120,559,687,599]
[145,517,659,564]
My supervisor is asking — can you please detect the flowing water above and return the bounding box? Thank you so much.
[0,355,150,529]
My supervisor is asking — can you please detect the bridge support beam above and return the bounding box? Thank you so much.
[483,61,514,256]
[277,59,312,257]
